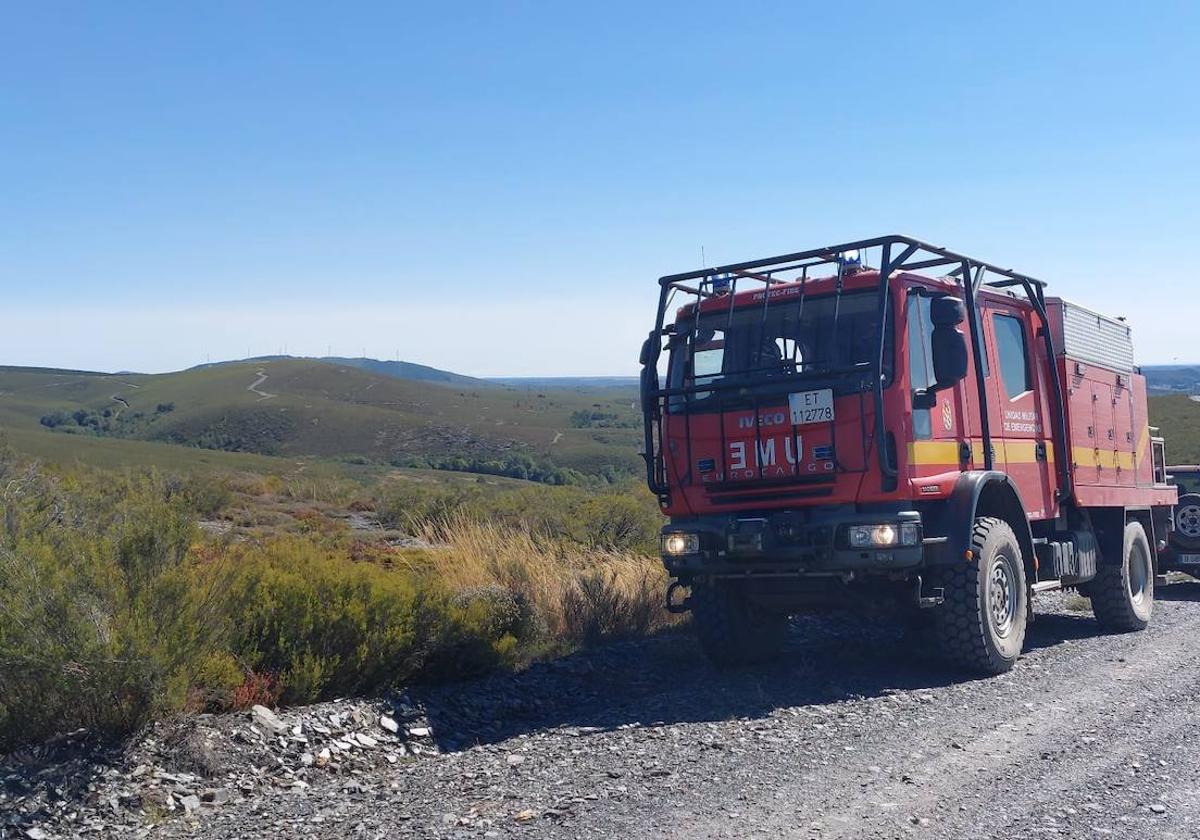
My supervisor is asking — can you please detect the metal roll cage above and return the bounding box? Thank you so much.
[641,234,1073,505]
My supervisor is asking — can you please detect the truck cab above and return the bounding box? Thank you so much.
[640,236,1176,674]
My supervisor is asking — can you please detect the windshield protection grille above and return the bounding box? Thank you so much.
[668,291,893,412]
[640,236,1063,504]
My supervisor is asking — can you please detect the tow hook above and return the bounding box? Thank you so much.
[665,580,692,614]
[913,575,945,609]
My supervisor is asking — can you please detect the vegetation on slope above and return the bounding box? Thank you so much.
[0,439,670,753]
[0,360,642,485]
[1149,394,1200,464]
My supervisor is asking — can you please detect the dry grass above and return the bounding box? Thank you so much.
[1063,593,1092,613]
[409,515,680,648]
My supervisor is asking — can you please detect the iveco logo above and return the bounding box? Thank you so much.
[738,412,787,429]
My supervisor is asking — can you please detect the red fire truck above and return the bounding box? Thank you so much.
[639,236,1177,674]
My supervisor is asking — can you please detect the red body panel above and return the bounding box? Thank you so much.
[1063,363,1174,508]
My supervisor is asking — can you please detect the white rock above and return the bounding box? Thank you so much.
[251,704,288,735]
[507,754,526,766]
[355,733,378,748]
[407,726,431,738]
[379,715,400,734]
[180,794,201,813]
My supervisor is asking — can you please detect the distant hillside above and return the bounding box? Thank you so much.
[1150,394,1200,465]
[192,355,485,386]
[323,356,486,386]
[194,356,641,390]
[490,376,639,389]
[0,359,641,484]
[1143,365,1200,396]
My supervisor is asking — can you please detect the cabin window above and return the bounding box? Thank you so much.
[993,313,1032,399]
[907,294,935,439]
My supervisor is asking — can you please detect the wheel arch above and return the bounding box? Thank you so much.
[923,471,1035,577]
[1095,507,1164,572]
[1086,506,1131,568]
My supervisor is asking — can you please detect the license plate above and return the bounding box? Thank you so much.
[1176,553,1200,566]
[788,388,834,425]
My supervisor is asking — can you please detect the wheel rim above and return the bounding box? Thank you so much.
[1177,504,1200,539]
[1129,541,1151,606]
[987,554,1017,639]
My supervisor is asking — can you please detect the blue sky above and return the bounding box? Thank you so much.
[2,2,1198,375]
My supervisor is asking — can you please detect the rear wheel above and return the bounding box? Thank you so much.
[1092,521,1153,632]
[1173,494,1200,551]
[933,517,1028,675]
[690,580,788,667]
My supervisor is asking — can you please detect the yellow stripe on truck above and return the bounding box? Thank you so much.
[910,439,1147,473]
[908,440,1056,467]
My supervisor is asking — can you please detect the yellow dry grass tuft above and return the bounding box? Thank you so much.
[410,515,680,647]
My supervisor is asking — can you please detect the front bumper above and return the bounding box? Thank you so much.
[660,508,924,577]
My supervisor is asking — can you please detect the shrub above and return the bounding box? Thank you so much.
[408,515,675,652]
[174,475,234,518]
[0,445,672,753]
[379,482,660,553]
[0,461,231,751]
[220,538,522,704]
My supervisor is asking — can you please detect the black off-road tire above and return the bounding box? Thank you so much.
[1092,521,1153,632]
[690,580,788,667]
[933,517,1028,675]
[1172,494,1200,551]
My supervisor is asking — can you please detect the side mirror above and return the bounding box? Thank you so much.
[639,333,657,367]
[930,296,965,327]
[931,325,968,389]
[914,295,968,410]
[639,333,660,412]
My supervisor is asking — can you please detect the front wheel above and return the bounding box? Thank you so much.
[1091,521,1154,632]
[933,516,1028,674]
[690,580,788,667]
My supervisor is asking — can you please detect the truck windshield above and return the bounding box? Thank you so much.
[667,290,892,409]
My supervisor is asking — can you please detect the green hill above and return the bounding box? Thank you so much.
[193,355,485,387]
[1150,394,1200,465]
[0,359,642,483]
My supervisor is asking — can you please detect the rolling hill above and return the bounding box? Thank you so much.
[0,359,642,483]
[1149,394,1200,465]
[1143,365,1200,396]
[190,355,485,386]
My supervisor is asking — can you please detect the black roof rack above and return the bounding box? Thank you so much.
[658,234,1046,296]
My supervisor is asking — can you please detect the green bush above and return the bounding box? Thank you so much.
[380,481,660,553]
[0,456,228,751]
[0,442,666,753]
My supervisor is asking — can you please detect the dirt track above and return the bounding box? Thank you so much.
[135,584,1200,840]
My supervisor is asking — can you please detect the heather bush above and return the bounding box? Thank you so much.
[0,455,228,750]
[0,444,671,753]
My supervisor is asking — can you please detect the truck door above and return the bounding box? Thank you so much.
[989,302,1054,520]
[905,289,973,480]
[973,299,1009,475]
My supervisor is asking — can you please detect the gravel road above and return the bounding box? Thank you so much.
[11,584,1200,839]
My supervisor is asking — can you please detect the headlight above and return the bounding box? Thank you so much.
[846,523,920,548]
[661,532,700,556]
